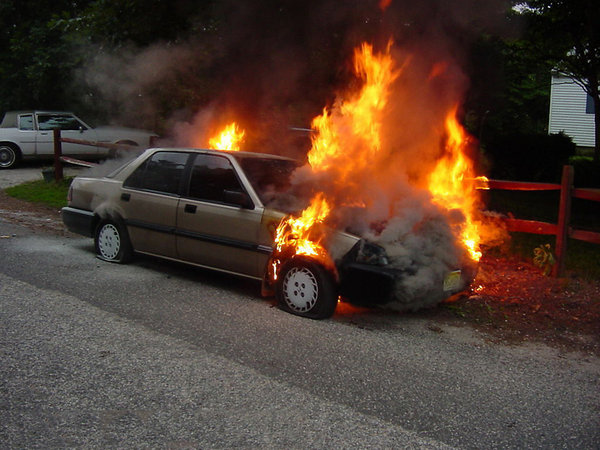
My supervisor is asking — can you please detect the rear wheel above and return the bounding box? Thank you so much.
[0,144,19,169]
[94,219,133,263]
[276,258,337,319]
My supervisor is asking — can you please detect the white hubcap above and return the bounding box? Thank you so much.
[98,224,121,260]
[283,266,318,312]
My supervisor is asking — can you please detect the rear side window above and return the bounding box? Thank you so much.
[37,114,86,131]
[124,151,188,195]
[187,154,245,203]
[18,114,34,130]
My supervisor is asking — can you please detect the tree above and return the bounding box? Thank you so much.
[519,0,600,162]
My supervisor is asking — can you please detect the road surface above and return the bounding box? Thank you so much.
[1,218,599,448]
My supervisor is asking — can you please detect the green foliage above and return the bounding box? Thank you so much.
[465,30,554,144]
[5,177,72,209]
[518,0,600,161]
[485,132,576,182]
[533,243,556,276]
[568,157,600,188]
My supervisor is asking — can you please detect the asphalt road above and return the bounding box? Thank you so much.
[1,218,599,448]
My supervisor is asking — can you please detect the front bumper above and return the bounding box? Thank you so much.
[337,261,477,310]
[338,262,397,306]
[61,207,95,237]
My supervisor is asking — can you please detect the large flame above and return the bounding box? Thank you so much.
[428,109,484,261]
[272,41,488,283]
[208,122,245,151]
[308,42,398,181]
[273,43,398,274]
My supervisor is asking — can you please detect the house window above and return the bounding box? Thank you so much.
[586,94,595,114]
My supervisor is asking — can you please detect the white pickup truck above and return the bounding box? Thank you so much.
[0,111,158,169]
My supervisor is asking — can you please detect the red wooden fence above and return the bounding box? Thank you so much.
[486,166,600,277]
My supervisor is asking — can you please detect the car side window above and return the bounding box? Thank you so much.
[187,154,244,203]
[37,114,87,131]
[18,114,34,130]
[124,151,188,195]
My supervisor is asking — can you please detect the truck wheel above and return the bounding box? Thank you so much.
[0,144,19,169]
[94,219,133,263]
[276,258,337,319]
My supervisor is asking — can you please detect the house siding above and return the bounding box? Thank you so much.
[548,74,596,147]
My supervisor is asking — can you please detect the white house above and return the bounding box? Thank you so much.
[548,73,596,148]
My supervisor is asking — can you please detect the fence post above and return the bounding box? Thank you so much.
[553,165,573,277]
[53,129,63,182]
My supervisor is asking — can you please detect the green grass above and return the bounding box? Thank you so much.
[5,177,72,209]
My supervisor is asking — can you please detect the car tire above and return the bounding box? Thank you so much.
[276,257,337,319]
[0,144,19,169]
[94,219,133,263]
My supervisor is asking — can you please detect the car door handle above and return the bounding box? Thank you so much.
[121,193,130,201]
[184,204,197,214]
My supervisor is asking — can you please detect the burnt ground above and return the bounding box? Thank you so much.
[2,190,599,356]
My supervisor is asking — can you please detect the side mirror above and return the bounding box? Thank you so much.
[79,126,84,133]
[223,190,254,209]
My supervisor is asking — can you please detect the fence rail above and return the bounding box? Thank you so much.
[50,129,145,177]
[487,165,600,276]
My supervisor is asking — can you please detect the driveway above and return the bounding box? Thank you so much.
[0,163,84,189]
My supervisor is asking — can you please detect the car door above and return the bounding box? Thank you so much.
[14,114,36,156]
[176,153,264,278]
[35,113,99,156]
[120,151,189,258]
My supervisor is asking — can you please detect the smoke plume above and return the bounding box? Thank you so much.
[75,0,511,310]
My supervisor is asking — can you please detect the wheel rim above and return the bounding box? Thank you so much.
[98,224,121,260]
[282,266,319,312]
[0,147,16,168]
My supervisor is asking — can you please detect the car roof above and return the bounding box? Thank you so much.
[147,147,296,162]
[1,111,77,128]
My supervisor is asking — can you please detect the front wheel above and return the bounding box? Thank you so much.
[94,219,133,263]
[276,258,337,319]
[0,144,19,169]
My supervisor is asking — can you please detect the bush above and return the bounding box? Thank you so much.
[569,157,600,188]
[485,132,576,182]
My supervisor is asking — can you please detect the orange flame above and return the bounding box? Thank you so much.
[272,43,398,279]
[272,194,332,279]
[379,0,392,11]
[428,108,483,261]
[308,42,398,181]
[271,40,491,284]
[208,122,245,151]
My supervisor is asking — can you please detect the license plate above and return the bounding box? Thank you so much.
[443,270,462,292]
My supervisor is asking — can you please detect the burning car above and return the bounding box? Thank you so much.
[62,147,476,319]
